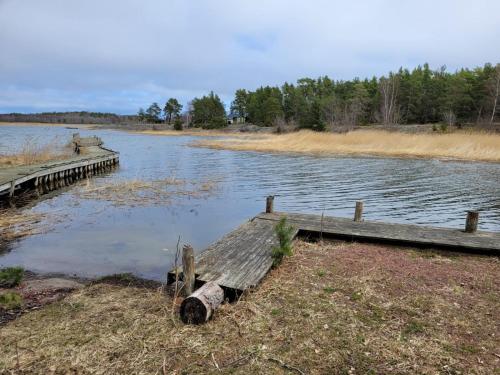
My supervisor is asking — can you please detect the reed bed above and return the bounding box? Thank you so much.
[0,137,73,167]
[195,130,500,162]
[1,240,498,374]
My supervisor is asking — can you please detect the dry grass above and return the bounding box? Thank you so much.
[0,137,73,167]
[195,130,500,162]
[74,176,220,206]
[1,240,498,374]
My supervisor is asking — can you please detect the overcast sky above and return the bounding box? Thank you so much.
[1,0,499,114]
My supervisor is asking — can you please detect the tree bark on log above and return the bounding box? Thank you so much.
[180,282,224,324]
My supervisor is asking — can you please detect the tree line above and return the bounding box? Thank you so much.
[138,92,226,129]
[138,63,500,130]
[231,63,500,130]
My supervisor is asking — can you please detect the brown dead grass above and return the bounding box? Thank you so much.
[74,176,220,206]
[0,138,73,167]
[1,240,498,374]
[195,130,500,162]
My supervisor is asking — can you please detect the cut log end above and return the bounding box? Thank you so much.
[179,282,224,324]
[180,297,208,324]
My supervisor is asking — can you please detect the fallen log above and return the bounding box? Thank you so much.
[180,282,224,324]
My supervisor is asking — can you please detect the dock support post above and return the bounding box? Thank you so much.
[266,196,274,214]
[465,211,479,233]
[182,245,195,296]
[9,181,15,198]
[354,201,364,222]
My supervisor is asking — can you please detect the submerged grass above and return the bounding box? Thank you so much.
[74,176,220,206]
[195,130,500,162]
[0,207,68,245]
[1,240,498,374]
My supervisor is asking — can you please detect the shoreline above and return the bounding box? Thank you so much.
[1,239,498,373]
[2,121,500,163]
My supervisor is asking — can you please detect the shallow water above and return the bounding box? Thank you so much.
[1,125,499,280]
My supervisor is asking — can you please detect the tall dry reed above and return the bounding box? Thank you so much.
[195,130,500,162]
[0,137,72,167]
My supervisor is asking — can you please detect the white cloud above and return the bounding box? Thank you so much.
[0,0,499,113]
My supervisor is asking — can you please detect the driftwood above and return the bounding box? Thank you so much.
[180,282,224,324]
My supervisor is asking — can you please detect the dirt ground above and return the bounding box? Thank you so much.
[0,240,498,374]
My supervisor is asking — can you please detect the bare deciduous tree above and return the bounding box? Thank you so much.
[488,64,500,124]
[379,74,400,125]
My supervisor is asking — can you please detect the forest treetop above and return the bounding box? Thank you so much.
[138,63,500,130]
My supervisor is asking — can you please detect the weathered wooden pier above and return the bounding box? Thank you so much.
[0,134,119,199]
[170,197,500,323]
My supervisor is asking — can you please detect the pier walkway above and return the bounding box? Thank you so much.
[169,205,500,295]
[0,135,119,198]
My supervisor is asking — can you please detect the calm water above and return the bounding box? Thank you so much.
[1,125,499,280]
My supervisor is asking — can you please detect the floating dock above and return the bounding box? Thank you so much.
[0,134,119,198]
[169,200,500,296]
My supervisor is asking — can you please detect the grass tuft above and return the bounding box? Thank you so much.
[0,267,24,288]
[0,292,22,310]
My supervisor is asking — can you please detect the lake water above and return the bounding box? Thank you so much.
[1,125,499,281]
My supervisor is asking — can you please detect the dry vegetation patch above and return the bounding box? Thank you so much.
[0,137,73,167]
[195,130,500,162]
[1,240,498,374]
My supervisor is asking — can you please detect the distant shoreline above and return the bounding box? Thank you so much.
[3,122,499,163]
[0,121,94,129]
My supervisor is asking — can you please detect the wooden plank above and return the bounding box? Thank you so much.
[256,212,500,253]
[169,218,298,291]
[169,210,499,294]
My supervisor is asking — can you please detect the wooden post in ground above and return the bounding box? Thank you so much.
[9,181,15,198]
[182,245,195,296]
[354,201,364,222]
[266,196,274,213]
[465,211,479,233]
[180,282,224,324]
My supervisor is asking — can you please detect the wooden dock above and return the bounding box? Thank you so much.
[169,202,500,296]
[0,135,119,198]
